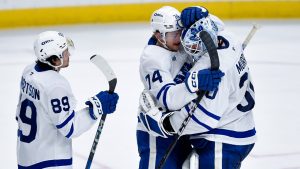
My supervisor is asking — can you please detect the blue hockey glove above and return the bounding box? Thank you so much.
[85,91,119,120]
[185,69,225,93]
[181,6,209,28]
[138,90,175,138]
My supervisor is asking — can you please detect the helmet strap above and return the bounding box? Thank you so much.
[157,32,169,50]
[43,56,64,71]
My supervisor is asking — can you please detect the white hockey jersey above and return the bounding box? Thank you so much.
[16,63,96,168]
[139,41,197,111]
[137,38,198,131]
[169,30,256,145]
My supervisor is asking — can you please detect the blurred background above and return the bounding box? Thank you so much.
[1,0,300,29]
[1,0,300,169]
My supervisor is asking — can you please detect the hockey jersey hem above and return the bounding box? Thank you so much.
[18,158,72,169]
[190,128,257,145]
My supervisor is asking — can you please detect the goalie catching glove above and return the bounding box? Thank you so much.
[85,91,119,120]
[138,90,175,138]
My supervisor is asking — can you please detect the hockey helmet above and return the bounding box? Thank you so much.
[150,6,182,34]
[34,31,74,67]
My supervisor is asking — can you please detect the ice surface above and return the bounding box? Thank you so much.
[1,20,300,169]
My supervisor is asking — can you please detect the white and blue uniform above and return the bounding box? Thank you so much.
[137,37,196,169]
[169,30,256,168]
[16,63,97,168]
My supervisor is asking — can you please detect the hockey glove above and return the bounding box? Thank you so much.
[181,6,209,29]
[185,69,225,93]
[138,90,175,138]
[86,91,119,120]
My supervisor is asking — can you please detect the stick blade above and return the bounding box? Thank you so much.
[90,54,116,82]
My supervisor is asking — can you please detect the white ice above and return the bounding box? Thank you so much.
[1,20,300,169]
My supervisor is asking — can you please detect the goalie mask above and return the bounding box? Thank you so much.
[181,17,218,61]
[34,31,74,68]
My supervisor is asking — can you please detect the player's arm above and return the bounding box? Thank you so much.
[46,82,118,138]
[140,51,194,111]
[138,68,227,138]
[144,68,197,111]
[141,79,229,137]
[143,59,223,111]
[168,63,230,135]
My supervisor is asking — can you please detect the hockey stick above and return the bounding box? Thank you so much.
[157,25,259,169]
[85,55,117,169]
[242,24,260,50]
[157,31,220,169]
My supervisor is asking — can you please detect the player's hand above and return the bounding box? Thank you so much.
[185,69,225,93]
[86,91,119,120]
[181,6,209,28]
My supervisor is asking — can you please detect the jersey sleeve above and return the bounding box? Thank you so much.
[170,69,230,135]
[140,46,197,111]
[46,79,96,139]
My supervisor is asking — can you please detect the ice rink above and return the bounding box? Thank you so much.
[1,19,300,169]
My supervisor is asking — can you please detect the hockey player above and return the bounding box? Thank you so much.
[16,31,119,168]
[137,6,224,169]
[139,6,256,169]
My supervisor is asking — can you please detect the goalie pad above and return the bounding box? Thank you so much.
[138,90,174,138]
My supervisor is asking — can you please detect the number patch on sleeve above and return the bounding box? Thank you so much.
[51,96,70,113]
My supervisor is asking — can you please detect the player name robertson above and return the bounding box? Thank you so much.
[20,76,40,100]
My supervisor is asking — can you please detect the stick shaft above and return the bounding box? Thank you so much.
[85,55,117,169]
[242,24,259,49]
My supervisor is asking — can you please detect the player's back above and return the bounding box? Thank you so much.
[170,30,256,145]
[16,63,74,168]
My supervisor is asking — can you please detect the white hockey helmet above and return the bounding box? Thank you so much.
[150,6,182,48]
[181,17,218,61]
[34,31,74,68]
[151,6,182,34]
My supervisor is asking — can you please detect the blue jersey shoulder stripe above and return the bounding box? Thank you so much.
[66,123,74,138]
[56,111,75,129]
[18,158,72,168]
[156,83,175,100]
[196,103,221,121]
[184,104,212,130]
